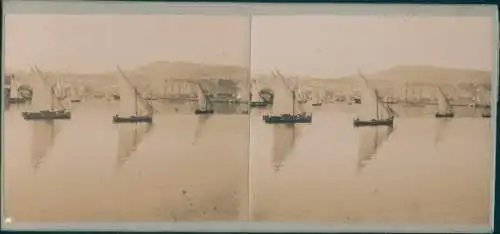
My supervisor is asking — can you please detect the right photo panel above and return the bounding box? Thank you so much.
[248,14,494,227]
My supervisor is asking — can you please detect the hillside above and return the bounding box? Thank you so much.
[336,65,491,85]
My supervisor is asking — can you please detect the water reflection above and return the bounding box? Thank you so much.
[192,115,213,145]
[434,118,451,147]
[356,126,394,172]
[116,123,154,167]
[31,120,62,171]
[272,124,301,172]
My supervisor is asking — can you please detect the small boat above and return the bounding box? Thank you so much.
[311,90,323,106]
[194,82,215,115]
[262,70,312,124]
[7,75,30,104]
[434,85,454,118]
[249,80,268,108]
[22,66,72,120]
[482,107,491,118]
[112,67,154,123]
[353,70,394,127]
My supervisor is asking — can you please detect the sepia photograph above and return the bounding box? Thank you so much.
[1,1,497,233]
[248,14,495,227]
[3,13,251,222]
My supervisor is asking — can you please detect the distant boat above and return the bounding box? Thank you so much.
[22,66,71,120]
[194,82,215,115]
[116,123,153,167]
[482,107,491,118]
[272,124,300,172]
[353,70,394,127]
[112,67,154,123]
[262,69,312,124]
[357,126,393,172]
[31,120,61,171]
[311,90,323,106]
[249,80,268,108]
[7,75,30,104]
[434,85,454,118]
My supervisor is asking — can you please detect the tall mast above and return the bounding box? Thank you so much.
[134,92,138,116]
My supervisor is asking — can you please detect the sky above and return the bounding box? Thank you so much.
[4,14,495,78]
[4,14,251,73]
[251,15,495,78]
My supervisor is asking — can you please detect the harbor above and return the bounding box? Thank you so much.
[2,7,494,231]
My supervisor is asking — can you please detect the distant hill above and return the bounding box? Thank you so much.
[336,65,491,85]
[6,61,250,92]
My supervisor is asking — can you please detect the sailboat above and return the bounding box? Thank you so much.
[249,80,268,108]
[113,67,154,123]
[311,90,323,106]
[357,126,393,172]
[474,90,491,118]
[116,123,153,167]
[22,66,71,120]
[31,120,61,171]
[353,70,394,127]
[262,70,312,124]
[7,75,30,104]
[434,85,454,118]
[272,124,300,172]
[194,82,215,115]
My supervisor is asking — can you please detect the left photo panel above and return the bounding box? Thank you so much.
[3,14,251,222]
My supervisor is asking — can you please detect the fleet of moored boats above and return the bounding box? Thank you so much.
[7,66,493,128]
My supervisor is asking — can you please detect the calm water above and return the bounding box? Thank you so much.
[3,101,493,227]
[250,104,492,226]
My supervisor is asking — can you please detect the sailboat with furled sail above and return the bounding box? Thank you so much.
[353,70,394,127]
[272,124,300,172]
[22,66,71,120]
[113,66,154,123]
[249,80,268,108]
[262,69,312,124]
[356,126,393,172]
[434,85,454,118]
[194,82,215,115]
[116,123,153,167]
[31,120,62,171]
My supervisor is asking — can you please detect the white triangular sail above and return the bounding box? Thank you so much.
[10,76,21,98]
[357,70,391,120]
[117,67,154,117]
[117,123,153,166]
[195,83,212,110]
[250,80,264,102]
[312,90,323,104]
[435,86,451,114]
[357,126,393,170]
[271,70,296,115]
[31,120,61,170]
[30,66,65,111]
[272,124,299,171]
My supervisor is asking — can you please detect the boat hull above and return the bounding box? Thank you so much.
[249,101,268,107]
[195,109,215,115]
[22,110,71,120]
[353,118,393,127]
[482,113,491,118]
[435,112,454,118]
[8,97,30,104]
[113,115,153,123]
[263,114,312,124]
[312,103,323,106]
